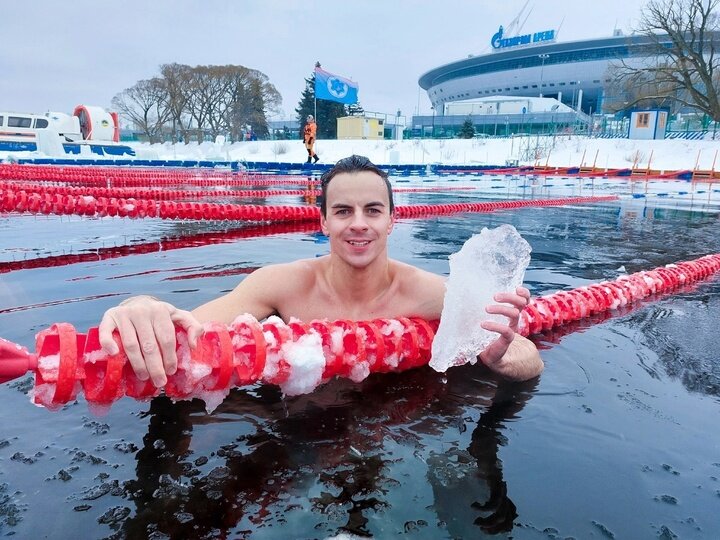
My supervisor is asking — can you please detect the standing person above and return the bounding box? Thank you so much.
[303,115,319,164]
[99,155,543,388]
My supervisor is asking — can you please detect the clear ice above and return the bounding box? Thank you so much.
[429,224,531,372]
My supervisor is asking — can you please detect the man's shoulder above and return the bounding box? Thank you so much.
[256,258,322,279]
[387,260,445,319]
[390,260,445,288]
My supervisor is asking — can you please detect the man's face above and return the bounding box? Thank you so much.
[320,171,394,269]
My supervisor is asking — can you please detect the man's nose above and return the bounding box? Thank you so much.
[349,211,368,230]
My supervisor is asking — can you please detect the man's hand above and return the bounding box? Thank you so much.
[478,287,543,381]
[98,295,203,388]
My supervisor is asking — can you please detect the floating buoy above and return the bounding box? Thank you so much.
[0,186,618,222]
[1,253,718,412]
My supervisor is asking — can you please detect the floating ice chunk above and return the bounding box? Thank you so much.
[429,224,531,372]
[279,332,325,396]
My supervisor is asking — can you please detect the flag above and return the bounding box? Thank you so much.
[314,67,359,104]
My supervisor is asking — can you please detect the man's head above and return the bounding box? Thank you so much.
[319,155,395,269]
[319,155,394,217]
[307,115,314,122]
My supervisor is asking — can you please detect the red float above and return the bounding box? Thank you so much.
[0,253,718,411]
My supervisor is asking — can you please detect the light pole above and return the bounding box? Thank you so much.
[538,54,549,97]
[430,105,435,139]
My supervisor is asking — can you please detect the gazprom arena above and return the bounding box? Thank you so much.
[419,27,672,117]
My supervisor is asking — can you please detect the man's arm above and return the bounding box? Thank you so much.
[477,288,543,381]
[404,268,542,382]
[191,264,288,323]
[98,263,297,387]
[98,296,202,387]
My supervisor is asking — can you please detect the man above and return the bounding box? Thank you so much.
[99,155,543,388]
[303,115,319,164]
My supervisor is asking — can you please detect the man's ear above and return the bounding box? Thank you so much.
[387,213,395,234]
[320,214,329,236]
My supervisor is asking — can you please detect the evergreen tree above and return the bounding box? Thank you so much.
[458,117,475,139]
[346,103,365,116]
[295,72,348,139]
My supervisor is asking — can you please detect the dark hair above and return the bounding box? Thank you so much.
[319,155,394,216]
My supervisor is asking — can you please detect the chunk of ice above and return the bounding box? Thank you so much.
[429,224,531,372]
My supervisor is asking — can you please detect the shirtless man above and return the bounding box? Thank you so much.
[99,155,543,388]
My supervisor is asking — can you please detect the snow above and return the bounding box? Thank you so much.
[3,135,719,171]
[122,136,720,171]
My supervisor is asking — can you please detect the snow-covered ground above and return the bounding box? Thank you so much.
[2,135,718,172]
[129,135,720,172]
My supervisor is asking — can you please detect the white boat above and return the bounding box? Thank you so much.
[0,105,135,156]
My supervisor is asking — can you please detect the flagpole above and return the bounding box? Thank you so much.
[314,62,319,130]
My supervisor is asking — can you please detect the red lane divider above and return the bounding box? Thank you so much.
[0,187,320,221]
[1,252,719,411]
[0,181,316,200]
[518,254,720,336]
[0,181,477,201]
[0,316,439,410]
[0,221,321,275]
[393,195,617,218]
[0,188,618,222]
[0,164,316,187]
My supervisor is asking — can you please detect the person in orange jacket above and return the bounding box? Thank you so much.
[303,115,319,164]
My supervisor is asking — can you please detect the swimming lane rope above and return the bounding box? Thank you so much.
[0,188,618,221]
[1,253,718,411]
[0,181,477,201]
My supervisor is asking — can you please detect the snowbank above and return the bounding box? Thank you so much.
[3,135,718,172]
[130,136,719,171]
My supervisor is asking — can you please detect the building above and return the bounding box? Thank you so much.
[415,26,719,137]
[336,116,385,140]
[420,31,665,115]
[628,110,668,140]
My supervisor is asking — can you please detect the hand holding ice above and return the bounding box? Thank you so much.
[429,224,531,372]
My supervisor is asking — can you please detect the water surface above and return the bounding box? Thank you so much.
[1,175,719,539]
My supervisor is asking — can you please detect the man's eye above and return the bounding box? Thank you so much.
[367,208,381,214]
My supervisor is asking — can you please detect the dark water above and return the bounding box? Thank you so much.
[1,178,720,539]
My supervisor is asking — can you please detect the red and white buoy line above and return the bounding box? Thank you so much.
[1,252,718,411]
[3,165,473,189]
[0,187,618,222]
[0,164,315,187]
[0,181,479,201]
[0,221,321,275]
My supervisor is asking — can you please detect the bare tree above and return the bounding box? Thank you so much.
[160,63,193,143]
[218,66,282,140]
[114,64,282,142]
[111,78,172,143]
[609,0,720,120]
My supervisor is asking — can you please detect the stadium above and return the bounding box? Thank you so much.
[414,28,694,137]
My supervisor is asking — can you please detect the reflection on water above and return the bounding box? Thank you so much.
[114,366,535,539]
[1,180,720,538]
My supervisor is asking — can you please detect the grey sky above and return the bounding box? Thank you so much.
[1,1,649,122]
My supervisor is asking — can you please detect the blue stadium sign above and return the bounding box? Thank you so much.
[491,26,555,50]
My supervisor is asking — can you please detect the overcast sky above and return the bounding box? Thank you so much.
[1,0,650,122]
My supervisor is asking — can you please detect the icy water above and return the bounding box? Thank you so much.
[1,173,720,539]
